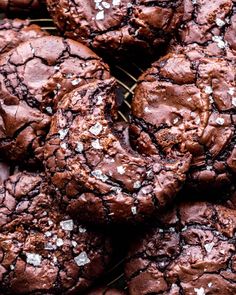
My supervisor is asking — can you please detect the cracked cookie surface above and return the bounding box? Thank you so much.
[125,200,236,295]
[175,0,236,59]
[0,18,48,55]
[0,0,44,14]
[0,35,110,165]
[44,78,191,224]
[0,172,112,294]
[131,44,236,194]
[46,0,184,57]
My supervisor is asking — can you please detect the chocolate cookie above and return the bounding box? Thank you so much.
[0,172,112,294]
[44,78,191,224]
[88,287,125,295]
[176,0,236,59]
[131,44,236,194]
[46,0,184,58]
[0,0,44,14]
[125,200,236,295]
[0,19,48,55]
[0,35,110,165]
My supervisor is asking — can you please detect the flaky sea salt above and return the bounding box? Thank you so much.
[91,170,108,182]
[215,117,225,125]
[26,253,42,266]
[60,219,74,231]
[75,142,84,153]
[117,166,125,174]
[89,122,103,135]
[74,251,91,266]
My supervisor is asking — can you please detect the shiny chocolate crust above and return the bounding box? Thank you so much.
[0,0,44,14]
[176,0,236,59]
[44,78,191,224]
[0,19,48,55]
[46,0,184,57]
[0,172,112,294]
[131,44,236,193]
[0,36,110,165]
[125,200,236,295]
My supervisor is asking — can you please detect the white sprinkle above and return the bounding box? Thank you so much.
[102,1,110,8]
[79,226,87,233]
[117,165,125,175]
[232,97,236,107]
[45,231,52,237]
[204,242,214,253]
[26,253,42,267]
[206,165,212,171]
[91,169,108,182]
[204,86,213,94]
[131,206,137,215]
[97,95,103,105]
[133,181,141,189]
[187,97,192,102]
[89,122,103,135]
[56,238,64,247]
[72,241,78,247]
[74,251,91,266]
[212,35,227,49]
[96,10,104,20]
[91,139,102,150]
[54,65,60,70]
[208,283,213,288]
[10,265,15,270]
[173,117,179,125]
[60,219,74,231]
[228,87,235,95]
[58,129,68,140]
[215,117,225,125]
[181,226,188,232]
[75,142,84,153]
[216,18,225,27]
[46,106,53,114]
[71,78,81,86]
[194,287,205,295]
[112,0,120,5]
[60,142,67,149]
[144,107,152,113]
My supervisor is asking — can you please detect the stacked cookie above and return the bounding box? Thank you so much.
[0,0,236,294]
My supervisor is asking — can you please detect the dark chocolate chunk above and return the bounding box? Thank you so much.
[0,172,112,294]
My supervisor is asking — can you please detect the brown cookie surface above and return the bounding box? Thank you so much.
[44,78,191,224]
[0,0,44,14]
[176,0,236,59]
[46,0,184,58]
[0,36,110,166]
[125,200,236,295]
[131,44,236,194]
[0,18,48,55]
[0,172,112,294]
